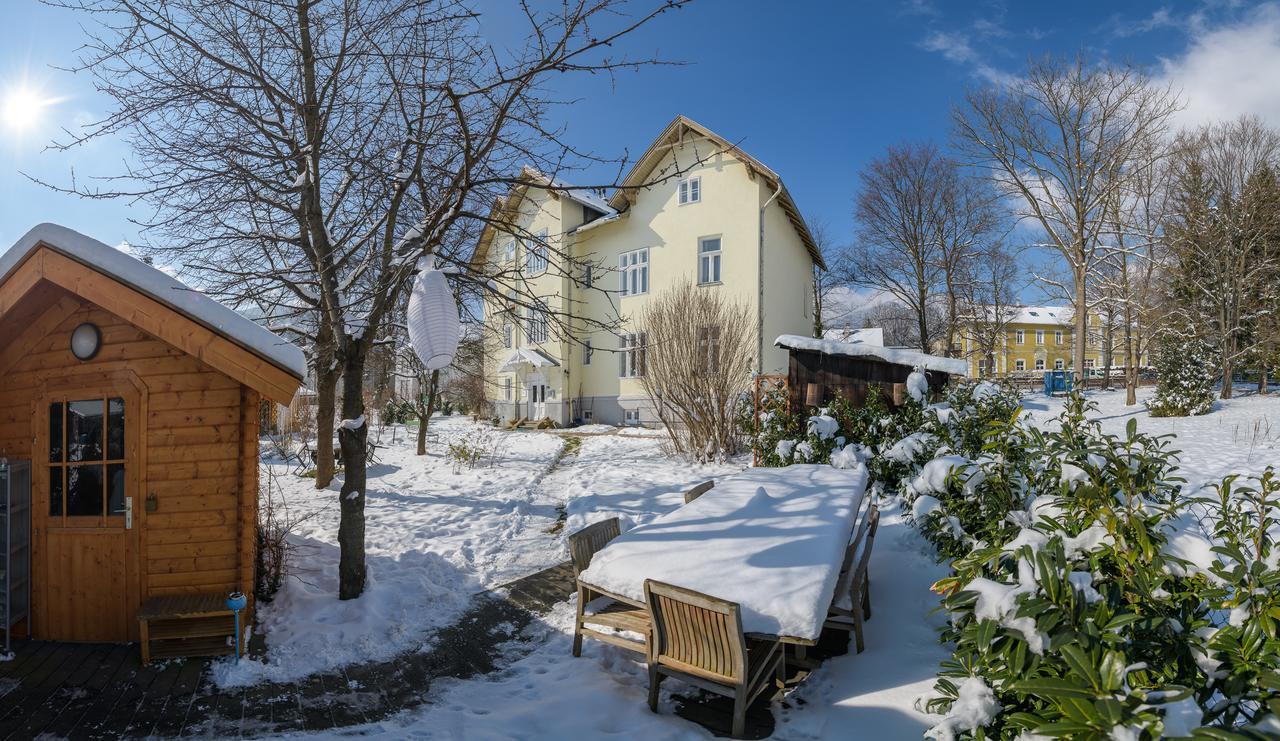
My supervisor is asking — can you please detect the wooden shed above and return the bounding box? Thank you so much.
[774,334,968,411]
[0,224,304,644]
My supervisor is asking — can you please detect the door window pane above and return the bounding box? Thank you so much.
[107,397,125,459]
[49,467,62,516]
[67,399,104,462]
[108,463,126,516]
[49,402,63,463]
[66,464,104,516]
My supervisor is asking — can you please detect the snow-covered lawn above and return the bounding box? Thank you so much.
[240,388,1280,738]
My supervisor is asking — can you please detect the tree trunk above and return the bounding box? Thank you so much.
[337,340,369,600]
[314,354,339,488]
[1261,366,1269,395]
[1222,355,1234,399]
[1124,314,1137,406]
[1073,266,1087,388]
[415,370,440,456]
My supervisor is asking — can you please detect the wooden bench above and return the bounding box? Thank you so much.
[137,592,239,663]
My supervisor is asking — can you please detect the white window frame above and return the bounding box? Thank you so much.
[582,263,593,288]
[526,303,549,344]
[504,377,512,401]
[1015,329,1024,345]
[503,322,513,349]
[583,339,593,366]
[624,408,641,426]
[1035,329,1045,345]
[678,176,701,205]
[525,230,549,275]
[619,248,649,297]
[619,332,646,378]
[1054,330,1063,345]
[1015,359,1026,371]
[503,240,516,263]
[1054,358,1065,370]
[583,409,593,422]
[698,236,722,285]
[1035,358,1046,370]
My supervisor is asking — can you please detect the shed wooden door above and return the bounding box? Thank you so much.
[33,386,141,642]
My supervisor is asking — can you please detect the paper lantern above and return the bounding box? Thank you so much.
[406,257,459,371]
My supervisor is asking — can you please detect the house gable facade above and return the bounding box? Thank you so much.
[476,116,818,426]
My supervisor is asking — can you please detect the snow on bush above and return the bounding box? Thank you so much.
[906,367,929,403]
[924,675,1001,741]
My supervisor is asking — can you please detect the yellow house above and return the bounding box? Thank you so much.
[471,115,821,426]
[959,306,1143,378]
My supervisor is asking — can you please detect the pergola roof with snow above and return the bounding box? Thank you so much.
[775,334,968,376]
[1,224,307,396]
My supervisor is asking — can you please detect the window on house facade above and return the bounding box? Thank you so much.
[1055,330,1063,345]
[583,339,593,366]
[697,326,721,373]
[1035,329,1045,345]
[525,232,549,275]
[1015,359,1026,371]
[583,409,593,421]
[978,359,987,374]
[503,241,516,263]
[1055,358,1065,370]
[678,176,701,205]
[698,237,721,284]
[624,408,641,425]
[619,249,649,296]
[1035,358,1045,370]
[503,322,513,348]
[619,332,646,377]
[504,378,512,401]
[526,303,549,344]
[582,263,593,288]
[1084,359,1095,369]
[1015,329,1025,345]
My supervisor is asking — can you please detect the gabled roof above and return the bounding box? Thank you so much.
[471,167,614,267]
[607,115,824,269]
[0,223,305,403]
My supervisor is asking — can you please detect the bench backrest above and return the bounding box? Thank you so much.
[684,480,715,504]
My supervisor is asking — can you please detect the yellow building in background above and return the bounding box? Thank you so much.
[959,306,1144,378]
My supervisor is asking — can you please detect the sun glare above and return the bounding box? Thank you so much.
[1,84,53,133]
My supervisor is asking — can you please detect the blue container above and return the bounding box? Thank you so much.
[1043,370,1073,396]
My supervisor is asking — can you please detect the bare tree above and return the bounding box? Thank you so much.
[44,0,688,600]
[958,245,1022,376]
[860,299,945,350]
[954,55,1180,381]
[845,143,946,352]
[637,282,755,463]
[1164,117,1280,398]
[808,219,846,337]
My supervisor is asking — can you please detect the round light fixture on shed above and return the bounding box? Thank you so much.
[71,322,101,361]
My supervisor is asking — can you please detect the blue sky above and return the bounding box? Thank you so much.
[3,0,1280,300]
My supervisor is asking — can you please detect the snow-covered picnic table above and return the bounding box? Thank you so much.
[578,463,871,644]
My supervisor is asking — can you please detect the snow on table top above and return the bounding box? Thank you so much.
[3,223,306,379]
[775,333,969,376]
[578,463,870,641]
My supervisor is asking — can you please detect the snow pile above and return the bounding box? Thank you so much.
[884,432,937,464]
[971,381,1001,401]
[906,454,986,497]
[906,368,929,403]
[807,412,840,440]
[924,676,1001,741]
[831,442,870,469]
[579,464,870,640]
[963,558,1047,654]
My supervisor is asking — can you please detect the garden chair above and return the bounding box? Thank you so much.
[643,579,785,739]
[568,518,650,657]
[683,480,715,504]
[824,504,880,653]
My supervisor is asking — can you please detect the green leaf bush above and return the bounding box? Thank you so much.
[750,381,1280,738]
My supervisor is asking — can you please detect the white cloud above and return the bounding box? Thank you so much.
[919,31,1017,86]
[1157,3,1280,128]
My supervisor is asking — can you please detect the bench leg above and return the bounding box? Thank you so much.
[572,585,585,657]
[648,665,664,712]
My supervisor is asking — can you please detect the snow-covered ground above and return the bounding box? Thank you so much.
[245,388,1280,738]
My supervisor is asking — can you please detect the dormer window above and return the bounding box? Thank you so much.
[678,176,701,205]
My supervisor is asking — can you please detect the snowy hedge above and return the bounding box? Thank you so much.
[755,381,1280,738]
